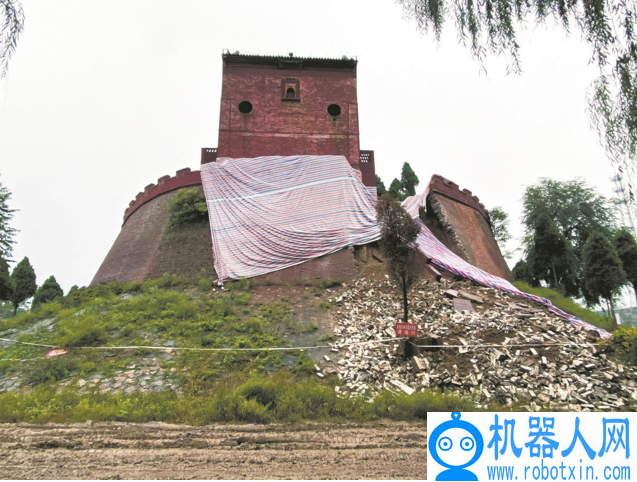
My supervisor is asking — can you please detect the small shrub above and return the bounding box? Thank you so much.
[167,188,208,226]
[316,278,342,289]
[57,321,107,348]
[233,293,251,305]
[198,278,212,291]
[604,327,637,365]
[319,301,330,311]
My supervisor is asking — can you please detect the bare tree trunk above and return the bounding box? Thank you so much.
[12,303,17,317]
[402,277,408,323]
[610,297,618,330]
[551,263,558,289]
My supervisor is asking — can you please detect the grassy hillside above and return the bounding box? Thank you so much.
[513,281,614,331]
[0,275,472,424]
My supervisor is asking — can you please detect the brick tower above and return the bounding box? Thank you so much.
[203,53,376,188]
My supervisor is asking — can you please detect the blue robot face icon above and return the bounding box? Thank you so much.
[430,412,484,481]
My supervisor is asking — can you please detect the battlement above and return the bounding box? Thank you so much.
[427,174,488,221]
[123,168,203,224]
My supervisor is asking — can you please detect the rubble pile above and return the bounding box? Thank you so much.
[328,276,637,411]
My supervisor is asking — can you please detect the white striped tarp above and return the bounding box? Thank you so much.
[201,155,380,282]
[403,194,611,339]
[201,156,609,338]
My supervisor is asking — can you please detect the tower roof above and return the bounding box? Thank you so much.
[222,52,357,70]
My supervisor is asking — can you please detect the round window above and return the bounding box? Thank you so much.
[327,104,341,117]
[238,101,253,114]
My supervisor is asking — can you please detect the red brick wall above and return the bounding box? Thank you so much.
[425,175,513,281]
[217,55,360,169]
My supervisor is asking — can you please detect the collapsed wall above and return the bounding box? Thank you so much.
[421,175,512,281]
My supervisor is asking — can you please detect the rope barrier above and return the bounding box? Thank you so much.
[1,336,602,355]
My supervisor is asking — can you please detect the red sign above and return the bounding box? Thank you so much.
[395,323,418,338]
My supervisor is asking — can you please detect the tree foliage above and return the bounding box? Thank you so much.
[0,255,12,302]
[0,177,17,259]
[376,174,387,197]
[400,162,420,196]
[9,256,35,316]
[583,231,626,327]
[530,213,578,296]
[388,178,407,201]
[613,228,637,304]
[376,194,422,322]
[520,178,615,296]
[0,0,24,78]
[32,275,63,308]
[397,0,637,203]
[488,206,512,248]
[167,188,208,226]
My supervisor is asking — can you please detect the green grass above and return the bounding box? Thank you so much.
[0,371,474,424]
[513,281,614,331]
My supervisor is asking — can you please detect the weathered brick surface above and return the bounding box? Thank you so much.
[218,55,361,168]
[91,191,177,286]
[426,185,512,281]
[252,247,357,285]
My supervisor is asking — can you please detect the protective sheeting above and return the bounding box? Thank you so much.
[202,157,609,338]
[200,155,380,282]
[403,194,611,339]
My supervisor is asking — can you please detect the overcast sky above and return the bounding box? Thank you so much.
[0,0,622,293]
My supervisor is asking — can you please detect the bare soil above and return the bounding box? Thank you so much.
[0,421,427,480]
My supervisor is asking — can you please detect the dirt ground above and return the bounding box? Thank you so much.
[0,421,427,480]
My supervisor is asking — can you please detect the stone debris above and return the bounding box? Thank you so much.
[331,276,637,411]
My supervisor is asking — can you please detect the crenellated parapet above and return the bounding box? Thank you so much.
[427,174,489,221]
[123,168,203,224]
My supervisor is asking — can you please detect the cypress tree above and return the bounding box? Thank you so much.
[531,213,577,293]
[10,256,36,316]
[32,275,64,308]
[388,178,406,201]
[0,256,12,303]
[613,229,637,305]
[583,231,627,329]
[400,162,420,197]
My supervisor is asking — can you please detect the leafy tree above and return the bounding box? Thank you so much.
[9,256,35,316]
[388,178,407,201]
[376,194,422,322]
[400,162,420,197]
[0,177,17,259]
[32,275,63,308]
[0,255,12,302]
[489,206,511,248]
[397,0,637,203]
[167,188,208,226]
[583,231,627,328]
[376,174,387,197]
[614,229,637,305]
[521,178,615,296]
[512,259,537,286]
[0,0,24,78]
[530,213,578,295]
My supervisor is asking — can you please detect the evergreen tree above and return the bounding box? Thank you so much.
[0,178,17,259]
[614,229,637,305]
[583,231,627,329]
[375,175,387,197]
[10,256,36,316]
[531,213,578,295]
[388,178,406,201]
[400,162,420,197]
[376,194,421,323]
[512,259,537,286]
[32,275,63,308]
[0,256,12,303]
